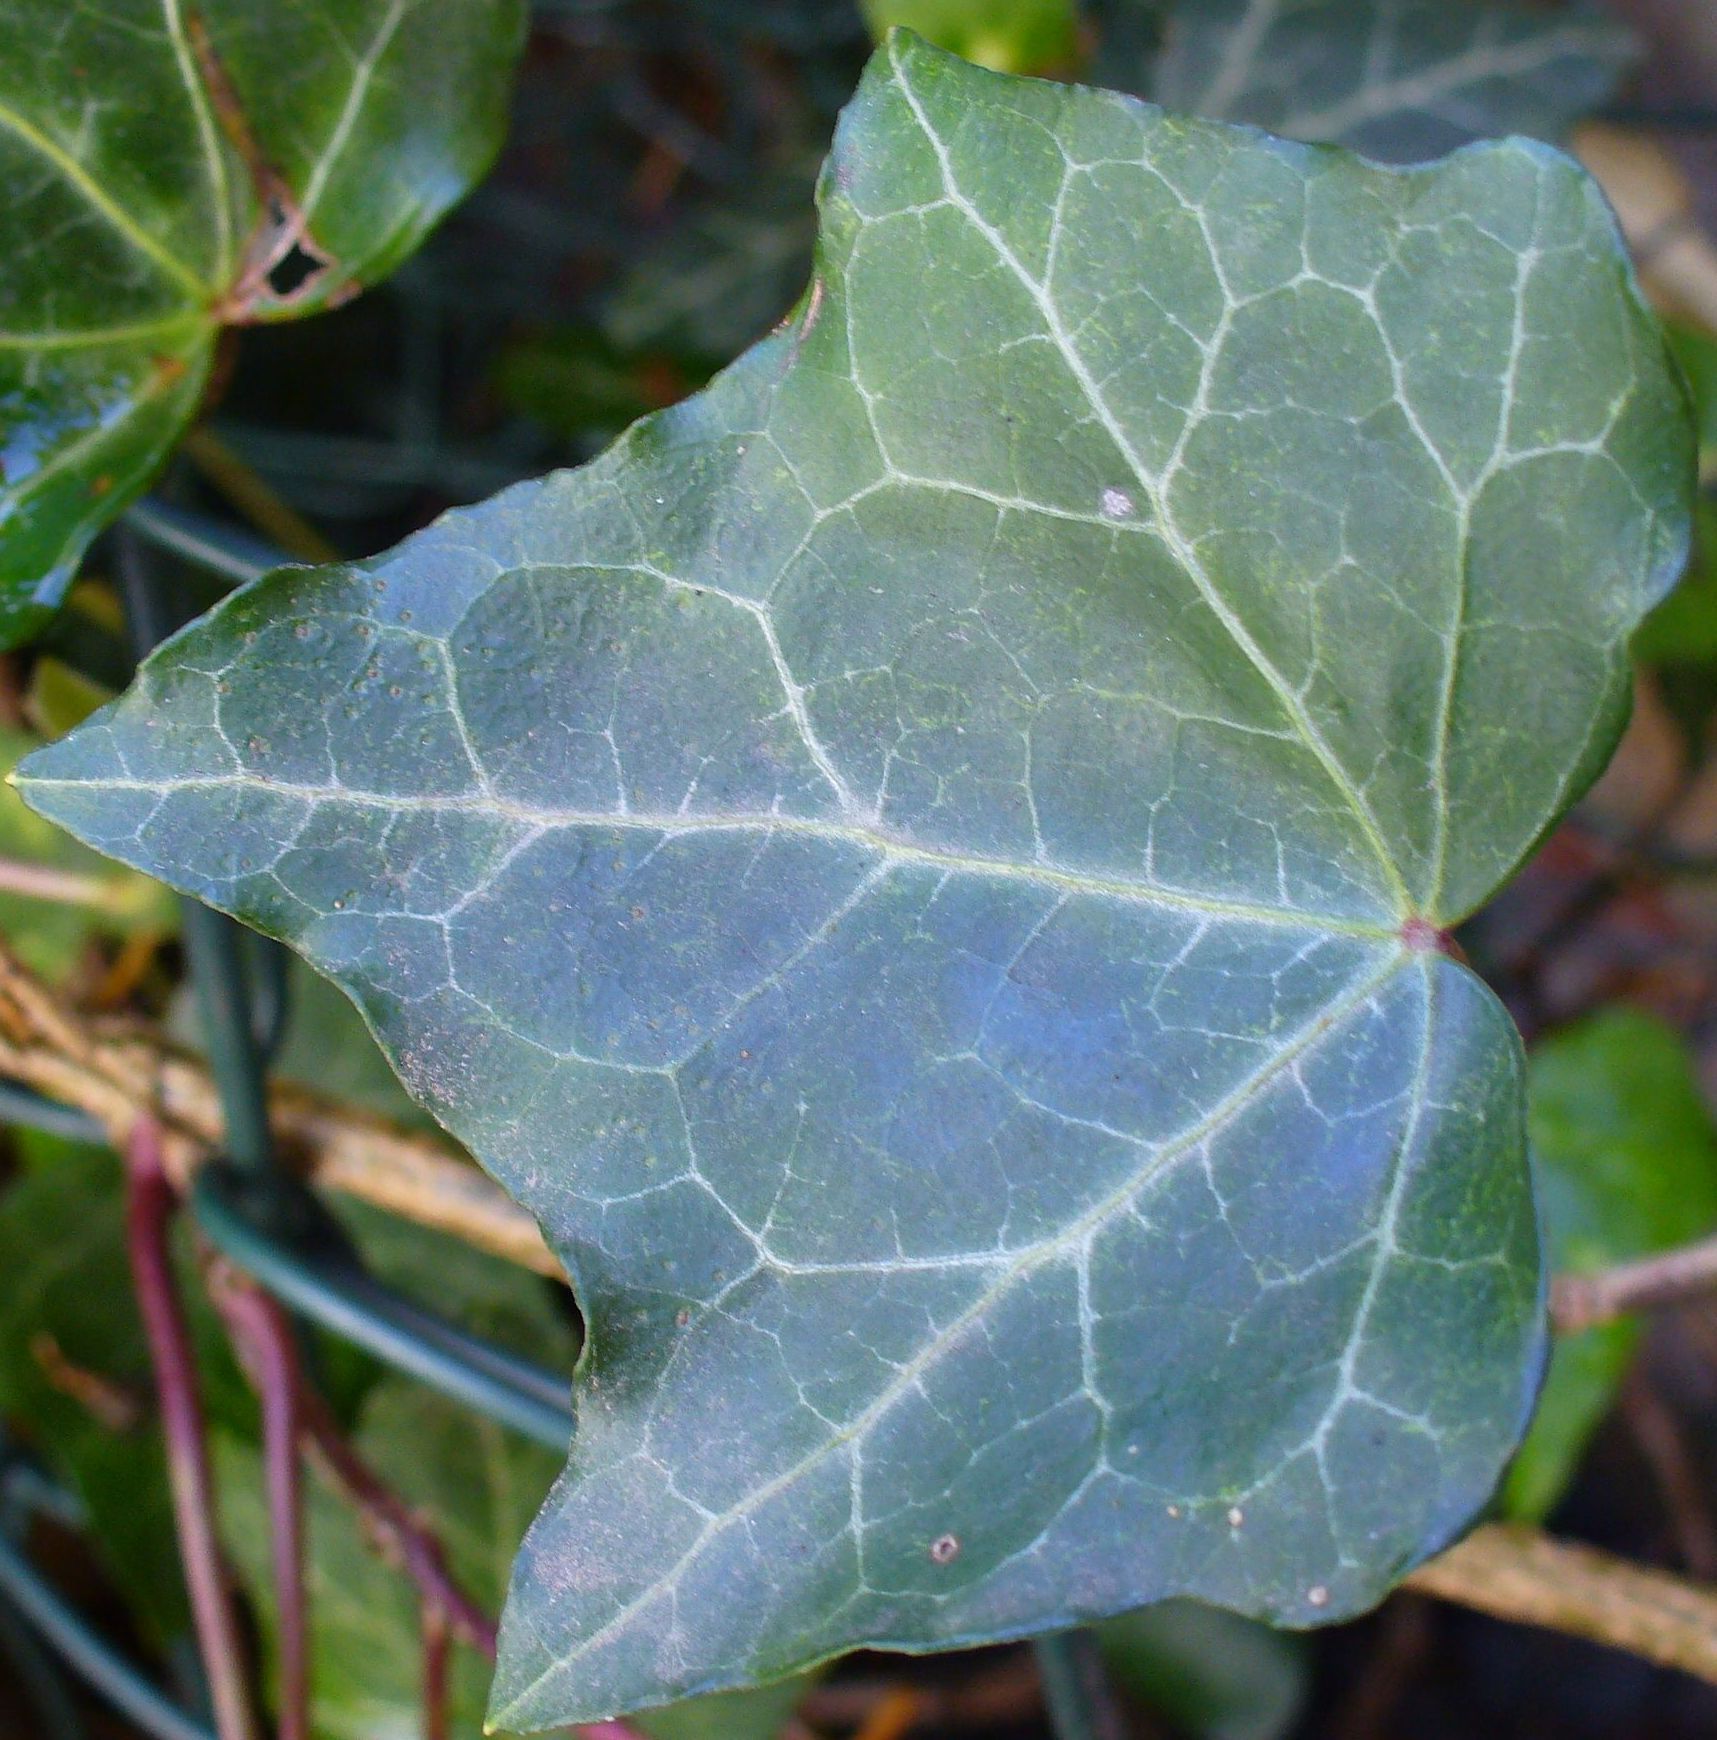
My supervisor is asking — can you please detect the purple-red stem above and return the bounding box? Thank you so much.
[213,1274,309,1740]
[423,1604,451,1740]
[124,1120,261,1740]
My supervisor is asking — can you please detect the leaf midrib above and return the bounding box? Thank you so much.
[18,770,1403,939]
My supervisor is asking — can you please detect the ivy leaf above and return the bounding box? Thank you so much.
[1095,1600,1307,1740]
[0,0,525,648]
[861,0,1082,73]
[0,1142,189,1641]
[221,1369,814,1738]
[1130,0,1635,162]
[0,724,175,985]
[19,34,1693,1726]
[216,1385,551,1740]
[1502,1012,1717,1523]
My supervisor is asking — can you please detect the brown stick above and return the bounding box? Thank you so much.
[0,939,559,1278]
[1553,1239,1717,1333]
[1406,1525,1717,1687]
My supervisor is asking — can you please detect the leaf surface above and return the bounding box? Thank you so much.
[0,0,524,646]
[1133,0,1635,162]
[1502,1011,1717,1522]
[18,36,1692,1726]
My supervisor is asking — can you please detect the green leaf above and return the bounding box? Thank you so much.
[1633,500,1717,669]
[0,0,525,648]
[222,1376,814,1740]
[496,328,715,452]
[0,1141,187,1639]
[861,0,1081,72]
[1131,0,1635,162]
[1095,1600,1307,1740]
[215,1401,521,1739]
[18,34,1692,1726]
[1634,323,1717,670]
[1502,1010,1717,1522]
[0,723,175,984]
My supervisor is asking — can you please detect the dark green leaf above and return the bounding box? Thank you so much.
[495,329,715,452]
[1503,1009,1717,1522]
[0,1141,187,1638]
[1096,1600,1307,1740]
[1635,324,1717,671]
[18,36,1692,1725]
[0,0,525,646]
[1132,0,1635,162]
[221,1376,814,1740]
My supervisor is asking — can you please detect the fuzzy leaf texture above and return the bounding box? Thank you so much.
[1135,0,1635,162]
[0,0,524,646]
[18,35,1693,1729]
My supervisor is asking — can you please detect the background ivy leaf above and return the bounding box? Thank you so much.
[219,1293,813,1738]
[17,34,1693,1727]
[860,0,1083,73]
[0,1139,188,1642]
[0,1135,270,1640]
[0,724,175,985]
[1501,1010,1717,1524]
[1126,0,1636,162]
[0,0,525,647]
[1095,1600,1308,1740]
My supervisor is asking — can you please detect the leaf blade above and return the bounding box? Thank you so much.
[17,36,1689,1725]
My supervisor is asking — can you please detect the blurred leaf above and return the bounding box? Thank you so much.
[0,1139,187,1639]
[1503,1010,1717,1522]
[0,724,174,984]
[23,656,114,739]
[1635,323,1717,674]
[222,1377,816,1740]
[0,0,526,647]
[603,153,825,364]
[861,0,1081,72]
[634,1676,815,1740]
[1096,1600,1308,1740]
[216,1412,503,1740]
[1634,500,1717,670]
[271,962,438,1131]
[495,328,713,450]
[1129,0,1634,162]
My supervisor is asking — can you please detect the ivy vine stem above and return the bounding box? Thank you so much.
[123,1117,262,1740]
[208,1269,309,1740]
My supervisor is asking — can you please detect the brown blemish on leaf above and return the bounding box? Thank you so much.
[930,1532,960,1564]
[188,10,342,322]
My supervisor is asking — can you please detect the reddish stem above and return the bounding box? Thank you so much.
[212,1273,309,1740]
[297,1384,498,1656]
[204,1230,649,1739]
[124,1120,261,1740]
[423,1604,451,1740]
